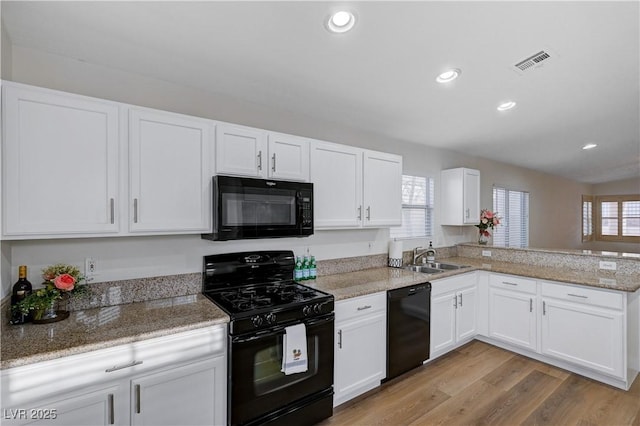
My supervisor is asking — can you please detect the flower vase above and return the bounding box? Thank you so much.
[478,229,490,245]
[32,299,69,324]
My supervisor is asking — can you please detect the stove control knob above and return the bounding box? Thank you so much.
[313,303,323,314]
[251,315,264,327]
[265,313,277,324]
[303,305,313,316]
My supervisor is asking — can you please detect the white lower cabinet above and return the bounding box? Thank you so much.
[131,357,225,426]
[488,274,538,351]
[430,273,478,359]
[334,292,386,407]
[540,281,625,379]
[1,326,226,426]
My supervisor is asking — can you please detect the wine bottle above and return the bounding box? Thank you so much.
[10,265,32,325]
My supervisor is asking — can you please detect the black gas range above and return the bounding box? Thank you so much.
[203,251,334,426]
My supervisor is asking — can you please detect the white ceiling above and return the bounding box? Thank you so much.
[2,1,639,184]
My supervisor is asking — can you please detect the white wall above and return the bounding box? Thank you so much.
[0,45,599,292]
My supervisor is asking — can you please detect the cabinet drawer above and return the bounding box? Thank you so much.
[541,281,624,310]
[336,292,386,323]
[489,274,536,294]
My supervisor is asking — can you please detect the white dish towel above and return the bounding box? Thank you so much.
[281,323,308,375]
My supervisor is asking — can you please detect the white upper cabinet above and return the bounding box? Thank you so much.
[311,142,402,229]
[311,141,363,228]
[215,124,310,182]
[215,123,266,177]
[129,108,212,234]
[267,132,310,182]
[2,83,121,238]
[363,150,402,227]
[440,167,480,225]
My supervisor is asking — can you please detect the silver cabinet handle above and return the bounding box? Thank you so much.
[357,305,372,311]
[135,384,141,414]
[530,298,533,313]
[454,294,458,309]
[458,293,463,307]
[108,394,115,425]
[110,198,115,224]
[272,153,276,172]
[357,206,362,220]
[337,329,343,349]
[105,360,143,373]
[366,206,371,220]
[257,151,262,171]
[543,301,546,315]
[502,282,518,286]
[465,208,470,219]
[133,198,138,223]
[567,293,588,299]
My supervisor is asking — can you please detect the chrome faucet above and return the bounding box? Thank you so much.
[413,247,430,264]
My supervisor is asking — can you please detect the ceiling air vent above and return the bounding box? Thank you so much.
[511,48,557,75]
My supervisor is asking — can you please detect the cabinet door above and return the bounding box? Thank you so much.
[489,288,537,351]
[267,133,310,181]
[129,108,212,233]
[541,299,624,378]
[131,356,226,426]
[462,168,480,224]
[2,84,120,236]
[311,141,363,228]
[456,286,478,341]
[334,312,386,406]
[3,385,126,426]
[215,124,265,177]
[362,150,402,227]
[430,291,457,357]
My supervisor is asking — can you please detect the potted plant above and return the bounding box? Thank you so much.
[14,263,87,323]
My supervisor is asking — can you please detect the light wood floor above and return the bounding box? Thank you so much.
[320,340,640,426]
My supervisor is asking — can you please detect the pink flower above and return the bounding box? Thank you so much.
[53,274,76,291]
[482,218,488,224]
[485,211,494,219]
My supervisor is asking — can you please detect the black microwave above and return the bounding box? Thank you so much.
[202,175,313,241]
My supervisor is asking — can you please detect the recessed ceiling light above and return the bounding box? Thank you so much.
[326,11,356,33]
[582,143,598,150]
[497,101,517,111]
[436,69,461,83]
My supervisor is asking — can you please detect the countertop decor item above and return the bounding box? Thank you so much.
[388,239,403,268]
[13,263,87,324]
[475,209,500,245]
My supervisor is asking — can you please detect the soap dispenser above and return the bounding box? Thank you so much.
[426,241,436,263]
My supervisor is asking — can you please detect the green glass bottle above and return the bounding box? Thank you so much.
[302,256,310,280]
[309,256,317,280]
[294,256,303,281]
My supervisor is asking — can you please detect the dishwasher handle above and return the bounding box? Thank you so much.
[388,283,431,299]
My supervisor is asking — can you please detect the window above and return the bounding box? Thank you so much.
[492,186,529,248]
[582,195,594,242]
[595,195,640,242]
[390,175,434,239]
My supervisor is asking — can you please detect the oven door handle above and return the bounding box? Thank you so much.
[232,314,334,343]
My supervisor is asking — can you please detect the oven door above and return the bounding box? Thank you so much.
[228,314,334,426]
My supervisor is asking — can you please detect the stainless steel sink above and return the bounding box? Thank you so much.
[403,262,471,274]
[403,265,444,274]
[425,262,470,270]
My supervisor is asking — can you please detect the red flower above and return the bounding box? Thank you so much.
[53,274,76,291]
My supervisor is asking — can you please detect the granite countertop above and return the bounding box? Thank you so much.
[308,256,640,300]
[1,294,229,370]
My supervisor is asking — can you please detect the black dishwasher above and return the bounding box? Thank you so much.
[386,283,431,380]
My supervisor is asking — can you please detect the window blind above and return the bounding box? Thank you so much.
[390,175,434,239]
[493,186,529,248]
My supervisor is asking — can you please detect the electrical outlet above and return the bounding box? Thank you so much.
[85,257,97,277]
[599,261,616,271]
[482,250,492,257]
